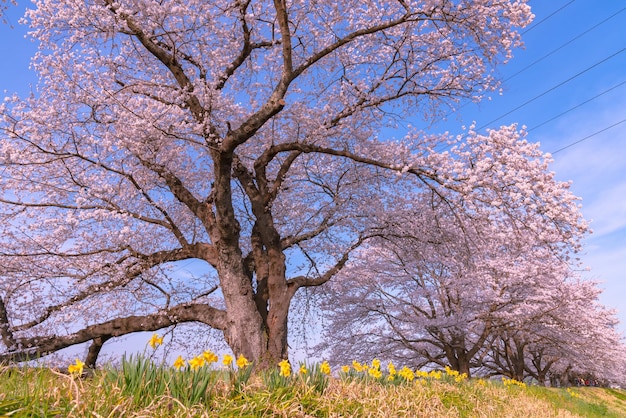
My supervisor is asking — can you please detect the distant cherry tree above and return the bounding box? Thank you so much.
[316,131,591,376]
[0,1,548,367]
[484,279,626,386]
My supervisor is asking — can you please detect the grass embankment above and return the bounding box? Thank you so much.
[1,359,625,417]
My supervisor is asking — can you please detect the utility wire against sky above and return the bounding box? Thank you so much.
[520,0,576,35]
[551,118,626,155]
[475,46,626,131]
[527,80,626,133]
[505,7,626,83]
[432,4,623,131]
[428,1,626,155]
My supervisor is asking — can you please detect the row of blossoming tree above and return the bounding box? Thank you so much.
[315,153,626,385]
[0,0,624,377]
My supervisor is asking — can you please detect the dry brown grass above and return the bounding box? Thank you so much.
[2,365,625,417]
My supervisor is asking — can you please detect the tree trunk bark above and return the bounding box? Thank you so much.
[457,354,471,377]
[220,267,267,362]
[0,297,16,352]
[221,276,293,368]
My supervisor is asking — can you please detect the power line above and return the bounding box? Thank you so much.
[521,0,576,34]
[551,118,626,154]
[434,6,624,128]
[527,80,626,133]
[506,7,626,82]
[476,46,626,131]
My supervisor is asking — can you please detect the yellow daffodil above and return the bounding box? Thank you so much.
[398,366,415,382]
[222,354,234,367]
[502,377,526,388]
[236,354,250,369]
[428,370,442,380]
[445,366,458,377]
[387,361,396,376]
[320,361,331,376]
[189,355,205,370]
[173,355,186,370]
[299,364,308,375]
[148,333,163,349]
[368,367,382,379]
[203,350,218,364]
[68,358,84,375]
[351,360,364,373]
[455,373,468,383]
[371,358,381,370]
[341,365,350,373]
[567,388,581,398]
[278,359,291,377]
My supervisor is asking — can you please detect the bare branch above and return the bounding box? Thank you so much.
[287,235,367,289]
[216,0,274,90]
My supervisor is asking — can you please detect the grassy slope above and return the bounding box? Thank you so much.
[1,366,625,417]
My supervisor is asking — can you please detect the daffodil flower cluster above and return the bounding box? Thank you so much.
[566,387,581,398]
[502,377,527,388]
[398,366,415,381]
[337,359,473,384]
[167,347,249,371]
[444,366,468,383]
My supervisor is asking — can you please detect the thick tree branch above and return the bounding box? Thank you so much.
[138,158,216,234]
[104,0,206,123]
[273,0,293,76]
[1,303,227,364]
[216,0,274,90]
[11,243,218,332]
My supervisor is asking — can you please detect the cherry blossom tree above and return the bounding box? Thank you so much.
[315,133,590,376]
[0,0,539,367]
[483,279,626,386]
[319,188,625,386]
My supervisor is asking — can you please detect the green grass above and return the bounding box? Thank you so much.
[1,362,625,417]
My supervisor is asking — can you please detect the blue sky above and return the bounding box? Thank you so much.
[1,0,625,338]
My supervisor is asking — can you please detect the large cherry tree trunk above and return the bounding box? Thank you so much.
[210,149,299,367]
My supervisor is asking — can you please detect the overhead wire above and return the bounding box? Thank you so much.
[520,0,576,34]
[475,46,626,131]
[505,7,625,82]
[432,4,622,128]
[527,80,626,133]
[425,3,626,161]
[551,118,626,154]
